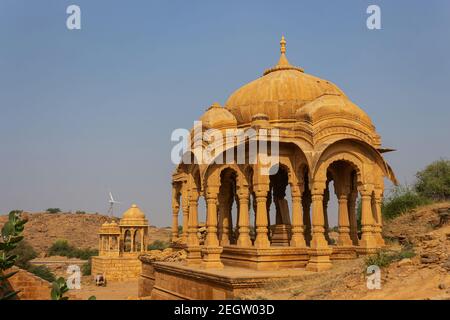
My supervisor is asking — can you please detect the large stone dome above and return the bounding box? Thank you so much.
[225,36,371,127]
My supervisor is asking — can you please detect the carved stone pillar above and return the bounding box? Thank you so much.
[306,181,332,272]
[337,194,353,246]
[171,184,180,243]
[347,190,359,245]
[322,186,331,244]
[237,189,252,247]
[219,194,231,246]
[373,190,385,247]
[359,188,377,253]
[201,186,223,269]
[254,187,270,248]
[181,199,189,244]
[290,185,306,247]
[186,190,202,265]
[130,229,135,253]
[302,187,312,245]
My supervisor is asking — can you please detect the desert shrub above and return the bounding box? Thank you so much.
[28,265,56,282]
[382,186,431,220]
[415,159,450,201]
[10,240,38,269]
[48,239,97,260]
[365,250,395,268]
[365,245,416,269]
[48,239,74,257]
[76,248,98,260]
[81,260,91,276]
[46,208,61,214]
[75,211,86,214]
[147,240,169,250]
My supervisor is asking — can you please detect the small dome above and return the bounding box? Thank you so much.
[122,204,145,219]
[120,204,148,226]
[99,220,120,234]
[296,93,373,127]
[199,102,237,129]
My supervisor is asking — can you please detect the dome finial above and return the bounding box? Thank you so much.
[262,37,304,75]
[280,35,286,54]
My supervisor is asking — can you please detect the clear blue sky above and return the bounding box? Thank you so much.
[1,0,449,226]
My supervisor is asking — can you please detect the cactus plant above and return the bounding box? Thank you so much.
[0,210,28,300]
[50,277,70,300]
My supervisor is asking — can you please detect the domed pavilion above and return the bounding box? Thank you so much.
[170,37,397,272]
[93,204,150,281]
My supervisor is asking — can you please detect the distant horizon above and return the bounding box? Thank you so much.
[1,1,449,227]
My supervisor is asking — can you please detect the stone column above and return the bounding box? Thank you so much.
[302,188,312,245]
[359,188,377,253]
[219,194,231,246]
[201,186,223,269]
[306,181,332,272]
[237,189,252,247]
[337,194,352,246]
[181,193,189,244]
[322,186,331,244]
[290,185,306,247]
[171,184,180,243]
[254,186,270,248]
[130,229,135,253]
[373,190,385,247]
[347,190,359,245]
[140,229,145,252]
[186,190,202,265]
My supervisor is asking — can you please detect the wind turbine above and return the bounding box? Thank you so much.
[107,191,121,218]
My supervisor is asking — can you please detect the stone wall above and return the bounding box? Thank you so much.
[1,266,81,300]
[1,266,52,300]
[91,256,141,281]
[138,259,155,297]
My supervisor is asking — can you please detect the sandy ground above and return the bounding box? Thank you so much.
[72,278,139,300]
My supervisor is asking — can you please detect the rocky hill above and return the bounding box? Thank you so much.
[240,202,450,300]
[0,212,171,255]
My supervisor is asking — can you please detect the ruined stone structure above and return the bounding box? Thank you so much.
[141,37,398,299]
[92,204,149,281]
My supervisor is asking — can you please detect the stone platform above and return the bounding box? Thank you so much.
[139,261,314,300]
[221,245,309,270]
[92,255,142,281]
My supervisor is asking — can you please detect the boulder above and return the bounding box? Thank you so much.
[398,258,413,267]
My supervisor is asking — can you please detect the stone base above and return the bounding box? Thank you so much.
[92,255,142,281]
[270,224,291,246]
[305,248,333,272]
[142,262,314,300]
[201,246,224,269]
[221,245,309,270]
[331,246,357,260]
[185,246,202,266]
[355,246,379,255]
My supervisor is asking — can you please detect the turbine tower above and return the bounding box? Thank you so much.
[107,191,121,218]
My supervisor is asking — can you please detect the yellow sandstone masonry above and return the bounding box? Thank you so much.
[139,37,399,299]
[91,204,150,281]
